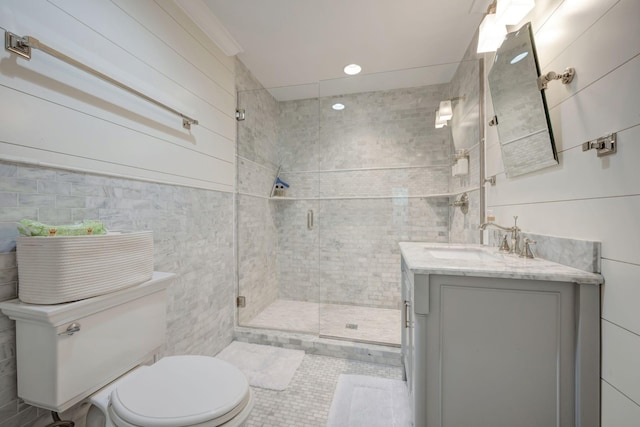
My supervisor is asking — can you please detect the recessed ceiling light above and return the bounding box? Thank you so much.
[332,103,345,111]
[343,64,362,75]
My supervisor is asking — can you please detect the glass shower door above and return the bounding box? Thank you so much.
[235,85,282,331]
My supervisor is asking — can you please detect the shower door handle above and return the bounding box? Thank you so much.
[307,210,314,230]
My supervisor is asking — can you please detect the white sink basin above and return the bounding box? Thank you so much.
[426,247,497,261]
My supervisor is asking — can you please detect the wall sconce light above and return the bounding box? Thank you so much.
[435,97,465,129]
[438,100,453,121]
[477,7,506,53]
[477,0,535,53]
[477,14,507,53]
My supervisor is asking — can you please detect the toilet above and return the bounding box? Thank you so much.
[0,272,253,427]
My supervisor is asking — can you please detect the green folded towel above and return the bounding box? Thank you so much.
[17,219,107,237]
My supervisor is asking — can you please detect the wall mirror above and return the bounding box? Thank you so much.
[488,22,558,178]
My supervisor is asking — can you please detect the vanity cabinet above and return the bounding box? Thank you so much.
[399,244,601,427]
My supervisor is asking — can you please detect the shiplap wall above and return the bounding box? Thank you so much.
[484,0,640,424]
[0,0,236,192]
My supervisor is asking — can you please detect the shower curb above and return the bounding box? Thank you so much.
[234,326,402,367]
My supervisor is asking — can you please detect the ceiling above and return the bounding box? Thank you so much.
[203,0,491,100]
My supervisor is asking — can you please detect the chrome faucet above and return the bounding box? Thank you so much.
[479,216,521,255]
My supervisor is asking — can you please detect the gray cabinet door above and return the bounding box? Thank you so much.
[419,275,576,427]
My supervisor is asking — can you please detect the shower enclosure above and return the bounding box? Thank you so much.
[235,58,480,346]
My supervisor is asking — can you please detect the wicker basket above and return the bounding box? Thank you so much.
[17,231,153,304]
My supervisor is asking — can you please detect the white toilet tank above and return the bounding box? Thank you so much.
[0,271,174,412]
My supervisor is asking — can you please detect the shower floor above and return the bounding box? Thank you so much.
[244,299,401,346]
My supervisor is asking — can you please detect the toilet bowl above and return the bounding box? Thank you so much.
[0,272,254,427]
[86,355,253,427]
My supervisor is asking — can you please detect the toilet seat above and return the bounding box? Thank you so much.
[107,355,251,427]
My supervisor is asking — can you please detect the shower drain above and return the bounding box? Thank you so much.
[345,323,358,330]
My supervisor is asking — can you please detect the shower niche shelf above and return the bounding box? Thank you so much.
[267,188,479,202]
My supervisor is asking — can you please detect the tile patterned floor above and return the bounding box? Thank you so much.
[244,299,401,346]
[245,353,404,427]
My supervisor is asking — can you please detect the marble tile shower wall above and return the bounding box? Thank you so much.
[237,195,279,324]
[236,59,280,322]
[237,157,277,196]
[236,60,280,170]
[277,98,320,172]
[317,87,452,169]
[0,161,235,425]
[275,85,453,309]
[273,98,321,307]
[317,198,448,308]
[275,199,320,303]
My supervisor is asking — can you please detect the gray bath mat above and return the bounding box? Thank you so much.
[327,374,412,427]
[216,341,304,391]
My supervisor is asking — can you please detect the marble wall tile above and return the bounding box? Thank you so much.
[237,195,279,324]
[0,165,17,178]
[274,197,450,309]
[237,60,280,170]
[318,167,449,198]
[315,198,449,308]
[278,98,320,172]
[0,178,36,193]
[280,167,450,199]
[449,189,481,244]
[237,158,277,196]
[275,200,320,303]
[0,195,17,208]
[520,232,601,273]
[317,86,452,170]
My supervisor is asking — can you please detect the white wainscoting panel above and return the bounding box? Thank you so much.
[602,320,640,406]
[601,380,640,427]
[0,0,236,191]
[601,259,640,337]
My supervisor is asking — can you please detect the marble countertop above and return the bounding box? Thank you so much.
[399,242,603,285]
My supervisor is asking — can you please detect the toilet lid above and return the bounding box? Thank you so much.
[110,355,250,427]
